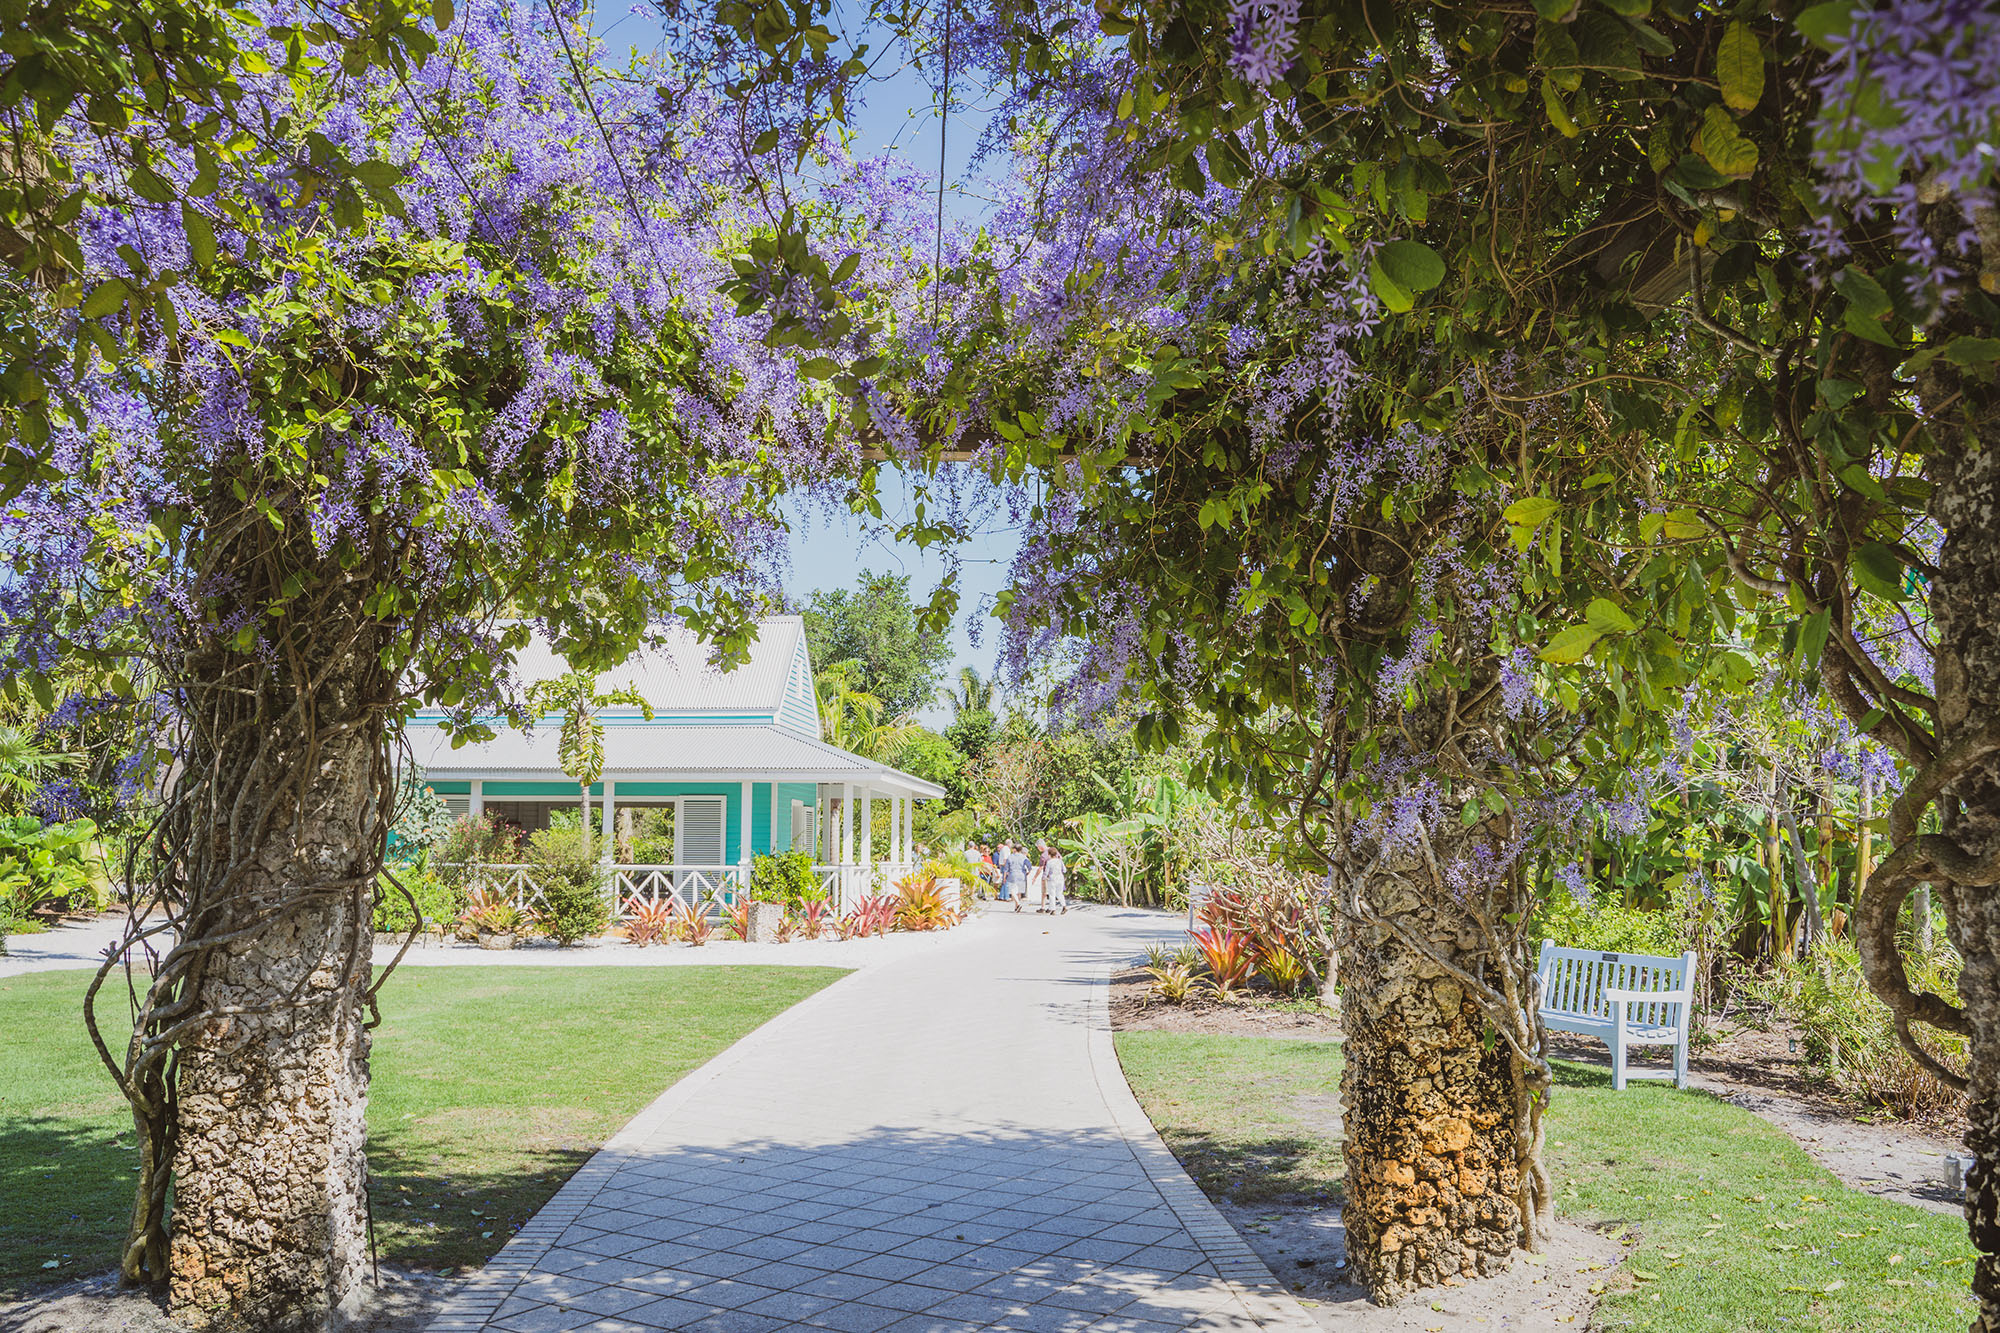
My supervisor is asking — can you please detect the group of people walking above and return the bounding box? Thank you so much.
[974,838,1067,914]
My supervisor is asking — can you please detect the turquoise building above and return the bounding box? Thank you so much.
[410,618,944,896]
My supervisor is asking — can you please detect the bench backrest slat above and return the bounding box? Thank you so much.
[1536,939,1693,1023]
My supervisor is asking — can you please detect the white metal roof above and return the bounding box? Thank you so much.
[503,617,809,716]
[412,722,946,799]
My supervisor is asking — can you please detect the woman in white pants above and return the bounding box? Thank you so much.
[1037,840,1068,915]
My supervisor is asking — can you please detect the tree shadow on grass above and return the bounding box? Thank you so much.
[364,1134,597,1274]
[0,1117,136,1298]
[1156,1129,1345,1206]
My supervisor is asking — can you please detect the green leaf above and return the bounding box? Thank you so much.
[1530,0,1574,16]
[1375,239,1446,294]
[1697,105,1759,178]
[1853,542,1909,601]
[182,205,216,268]
[1504,495,1561,528]
[1797,608,1831,667]
[1794,2,1856,50]
[1585,598,1637,634]
[1943,336,2000,366]
[1541,78,1579,138]
[81,279,128,319]
[1539,625,1602,664]
[1368,260,1414,314]
[433,0,454,29]
[1716,21,1764,112]
[799,357,839,380]
[1832,265,1892,317]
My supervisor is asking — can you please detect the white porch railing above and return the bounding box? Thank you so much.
[442,861,918,921]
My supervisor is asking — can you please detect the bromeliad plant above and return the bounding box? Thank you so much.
[892,871,956,932]
[1188,925,1255,999]
[459,886,530,939]
[624,898,677,947]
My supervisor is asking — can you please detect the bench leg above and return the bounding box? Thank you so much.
[1612,1025,1628,1092]
[1674,1029,1689,1090]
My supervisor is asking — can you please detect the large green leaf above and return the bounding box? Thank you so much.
[1585,598,1637,635]
[1539,625,1602,664]
[1716,21,1764,112]
[1697,105,1759,178]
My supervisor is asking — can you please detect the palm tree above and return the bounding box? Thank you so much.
[0,727,79,814]
[944,665,996,719]
[817,661,919,760]
[523,672,652,857]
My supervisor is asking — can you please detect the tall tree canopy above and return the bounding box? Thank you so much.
[800,568,954,716]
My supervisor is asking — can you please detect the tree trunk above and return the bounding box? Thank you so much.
[1781,794,1822,960]
[1924,375,2000,1332]
[165,708,383,1331]
[1338,835,1529,1303]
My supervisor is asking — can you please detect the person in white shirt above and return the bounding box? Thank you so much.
[1036,839,1067,915]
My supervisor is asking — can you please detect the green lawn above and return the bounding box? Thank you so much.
[0,964,845,1297]
[1115,1031,1977,1332]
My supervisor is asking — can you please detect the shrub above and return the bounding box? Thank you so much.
[725,899,751,941]
[751,849,821,907]
[527,826,610,946]
[0,815,102,916]
[1532,889,1691,958]
[1195,880,1329,986]
[799,898,832,939]
[371,865,464,935]
[1790,938,1967,1122]
[1257,944,1310,996]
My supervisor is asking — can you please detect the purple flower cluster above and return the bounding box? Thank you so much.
[1227,0,1303,86]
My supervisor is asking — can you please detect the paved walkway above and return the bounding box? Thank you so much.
[427,906,1317,1333]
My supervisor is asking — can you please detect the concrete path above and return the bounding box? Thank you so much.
[427,906,1317,1333]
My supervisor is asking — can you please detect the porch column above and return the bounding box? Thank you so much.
[839,783,852,863]
[771,783,782,853]
[861,785,874,873]
[469,779,484,819]
[901,795,912,865]
[600,780,616,863]
[738,780,754,871]
[891,793,902,867]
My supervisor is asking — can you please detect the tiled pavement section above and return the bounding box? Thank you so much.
[426,907,1319,1333]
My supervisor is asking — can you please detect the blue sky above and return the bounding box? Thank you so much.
[593,1,1024,724]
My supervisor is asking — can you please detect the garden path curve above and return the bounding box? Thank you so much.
[424,905,1319,1333]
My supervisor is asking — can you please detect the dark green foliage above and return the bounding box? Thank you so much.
[750,849,822,907]
[526,827,609,945]
[800,570,952,717]
[370,865,465,936]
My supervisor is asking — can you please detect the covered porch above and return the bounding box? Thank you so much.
[416,723,946,916]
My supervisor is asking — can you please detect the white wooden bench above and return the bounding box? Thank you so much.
[1536,939,1698,1090]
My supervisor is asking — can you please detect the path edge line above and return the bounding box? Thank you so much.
[420,963,870,1332]
[1085,962,1322,1332]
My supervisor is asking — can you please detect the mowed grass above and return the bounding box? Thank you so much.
[1114,1030,1344,1203]
[0,964,845,1296]
[1114,1030,1976,1332]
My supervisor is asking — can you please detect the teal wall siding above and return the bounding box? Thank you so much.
[465,778,821,859]
[485,781,602,797]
